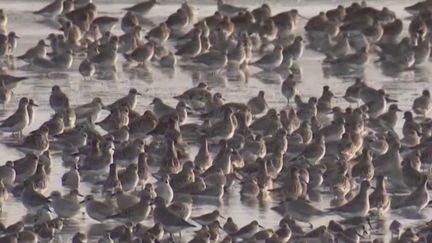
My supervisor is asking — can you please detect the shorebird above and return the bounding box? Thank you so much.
[0,97,29,137]
[247,90,269,115]
[123,0,159,17]
[105,88,141,111]
[230,220,263,240]
[21,181,50,212]
[251,45,283,71]
[50,190,81,218]
[49,85,70,113]
[82,195,115,222]
[281,74,299,104]
[369,175,391,214]
[412,89,431,116]
[107,195,151,223]
[391,175,429,212]
[33,0,64,18]
[61,162,80,190]
[17,40,49,63]
[328,180,371,218]
[217,0,247,17]
[153,196,195,237]
[192,210,224,226]
[16,125,50,155]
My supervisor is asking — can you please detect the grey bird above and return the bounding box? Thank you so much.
[217,0,247,17]
[192,210,224,225]
[78,59,95,80]
[0,97,29,137]
[82,195,115,222]
[21,181,50,212]
[251,45,283,71]
[123,0,159,17]
[49,85,69,113]
[106,88,142,111]
[369,175,391,214]
[328,180,371,218]
[107,195,151,223]
[391,175,429,212]
[153,196,195,236]
[412,89,431,116]
[230,220,263,240]
[33,0,64,18]
[17,40,48,63]
[247,90,269,115]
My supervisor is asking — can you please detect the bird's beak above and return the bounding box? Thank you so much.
[137,92,143,96]
[219,215,226,219]
[258,224,265,229]
[79,200,86,204]
[32,103,39,107]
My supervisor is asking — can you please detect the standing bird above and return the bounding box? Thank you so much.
[153,197,195,237]
[0,97,29,137]
[412,89,431,116]
[251,45,283,71]
[49,85,69,113]
[247,90,269,115]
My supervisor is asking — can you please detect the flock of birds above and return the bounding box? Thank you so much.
[1,0,432,242]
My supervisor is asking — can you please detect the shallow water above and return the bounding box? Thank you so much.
[0,0,431,242]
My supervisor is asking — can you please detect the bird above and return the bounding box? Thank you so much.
[251,45,283,71]
[50,190,81,218]
[33,0,64,18]
[328,180,371,218]
[82,195,115,222]
[105,88,141,111]
[247,90,269,115]
[123,0,159,17]
[21,181,50,212]
[17,40,48,63]
[217,0,247,17]
[412,89,431,116]
[49,85,69,113]
[0,97,29,137]
[153,196,195,237]
[192,210,224,225]
[107,195,151,223]
[230,220,263,240]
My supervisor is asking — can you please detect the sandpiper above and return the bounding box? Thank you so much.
[81,195,115,222]
[412,89,431,116]
[123,0,159,17]
[107,195,151,223]
[217,0,247,17]
[33,0,64,18]
[106,88,141,111]
[0,97,29,137]
[192,210,224,225]
[21,181,50,212]
[49,85,70,113]
[328,180,371,218]
[50,190,81,218]
[251,45,283,71]
[230,220,263,240]
[153,196,195,237]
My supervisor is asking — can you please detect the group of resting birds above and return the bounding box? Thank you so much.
[0,0,432,242]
